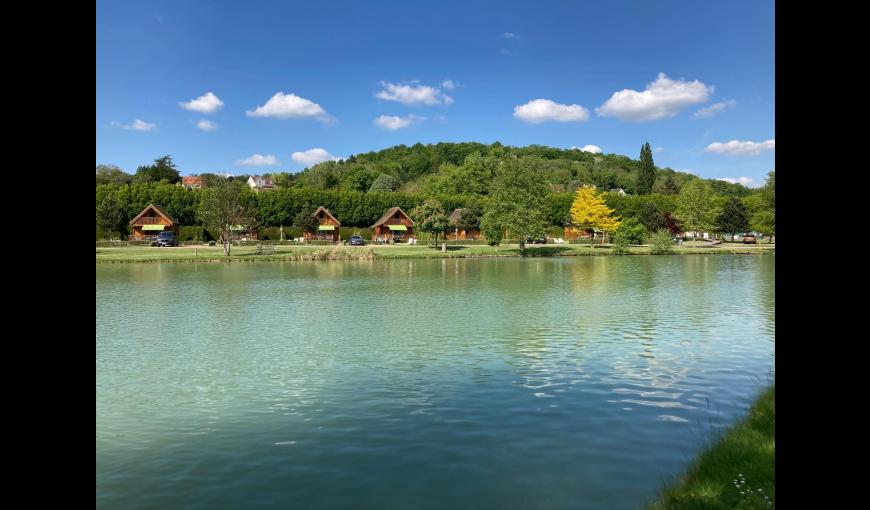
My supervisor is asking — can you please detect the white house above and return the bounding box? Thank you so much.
[247,175,275,191]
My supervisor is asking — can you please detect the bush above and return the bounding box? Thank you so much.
[208,241,216,246]
[177,226,204,242]
[611,235,631,254]
[612,217,646,245]
[648,229,675,254]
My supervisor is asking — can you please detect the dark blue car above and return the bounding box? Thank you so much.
[349,236,365,246]
[156,231,178,247]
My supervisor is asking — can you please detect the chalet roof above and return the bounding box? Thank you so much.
[128,203,177,226]
[312,206,340,226]
[372,207,414,227]
[448,208,464,224]
[182,175,202,183]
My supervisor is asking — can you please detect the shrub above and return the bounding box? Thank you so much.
[177,226,204,242]
[648,229,675,254]
[612,217,646,245]
[611,236,631,254]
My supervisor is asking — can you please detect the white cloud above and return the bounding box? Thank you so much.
[705,139,775,156]
[376,81,453,106]
[503,32,518,39]
[442,79,456,90]
[374,114,426,130]
[236,154,279,166]
[571,145,602,154]
[513,99,590,123]
[111,119,156,131]
[246,92,333,123]
[291,148,341,165]
[596,73,713,122]
[196,119,218,131]
[693,99,737,119]
[499,48,511,55]
[718,177,754,186]
[179,92,224,114]
[655,146,665,152]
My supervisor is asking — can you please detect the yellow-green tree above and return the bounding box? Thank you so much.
[570,186,621,248]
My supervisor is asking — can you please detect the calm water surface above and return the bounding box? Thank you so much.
[96,256,774,509]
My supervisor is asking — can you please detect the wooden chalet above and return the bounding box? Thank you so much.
[129,204,178,239]
[304,206,341,242]
[564,226,596,240]
[372,207,415,241]
[445,208,483,240]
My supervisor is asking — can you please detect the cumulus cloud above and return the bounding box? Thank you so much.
[705,139,775,156]
[693,99,737,119]
[376,81,453,106]
[374,114,426,130]
[291,148,341,165]
[236,154,279,166]
[111,119,156,131]
[718,177,754,186]
[571,145,602,154]
[514,99,590,123]
[596,73,713,122]
[655,146,665,152]
[246,92,333,123]
[503,32,518,39]
[179,92,224,113]
[442,79,456,90]
[197,119,218,131]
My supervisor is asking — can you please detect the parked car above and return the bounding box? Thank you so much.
[156,231,178,247]
[349,236,365,246]
[526,237,547,244]
[742,233,757,244]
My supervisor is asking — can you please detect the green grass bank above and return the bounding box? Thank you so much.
[96,242,774,263]
[648,385,775,509]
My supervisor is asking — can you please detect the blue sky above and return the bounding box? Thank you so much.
[96,0,774,186]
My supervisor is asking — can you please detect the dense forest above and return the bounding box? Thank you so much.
[96,142,773,240]
[96,142,753,197]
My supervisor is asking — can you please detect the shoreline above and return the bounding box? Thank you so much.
[647,385,775,509]
[96,243,775,263]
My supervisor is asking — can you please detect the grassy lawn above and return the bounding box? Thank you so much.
[648,385,775,509]
[96,242,774,262]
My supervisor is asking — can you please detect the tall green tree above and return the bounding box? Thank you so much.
[636,142,656,195]
[293,208,320,235]
[456,198,484,232]
[197,180,256,256]
[675,180,718,241]
[133,155,181,184]
[638,202,666,233]
[481,159,549,254]
[96,193,124,240]
[750,210,775,242]
[716,197,750,240]
[411,199,451,247]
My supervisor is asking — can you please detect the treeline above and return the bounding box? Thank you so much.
[95,182,685,231]
[282,142,752,197]
[97,142,754,198]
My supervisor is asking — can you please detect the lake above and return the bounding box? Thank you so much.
[96,255,775,509]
